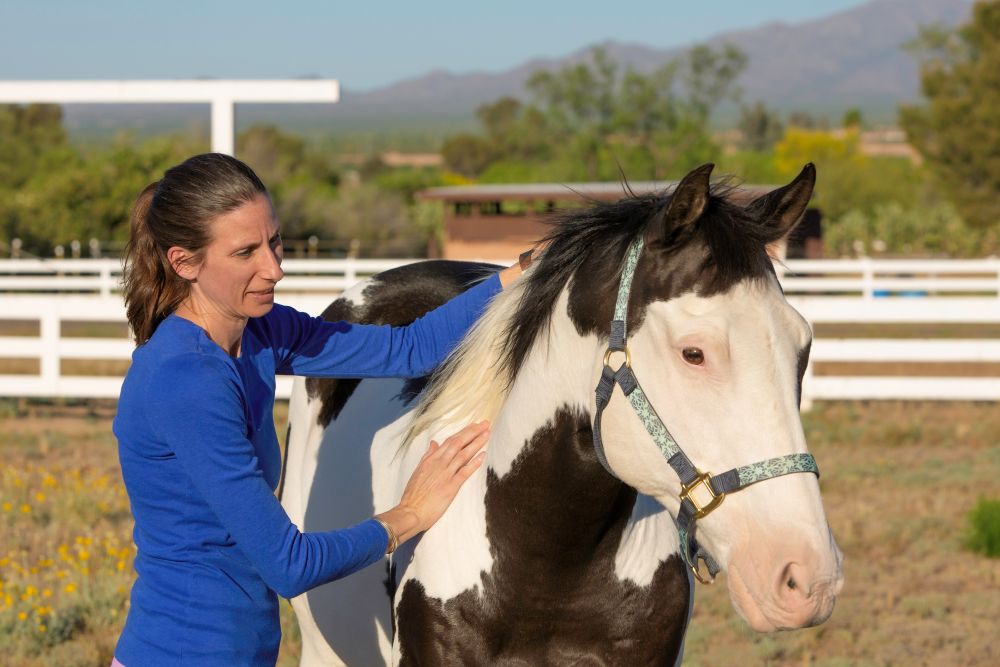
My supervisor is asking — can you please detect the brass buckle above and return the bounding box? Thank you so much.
[603,346,631,369]
[681,471,725,520]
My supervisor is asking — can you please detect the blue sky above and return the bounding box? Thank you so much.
[1,0,870,91]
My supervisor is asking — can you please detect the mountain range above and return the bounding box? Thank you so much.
[62,0,973,140]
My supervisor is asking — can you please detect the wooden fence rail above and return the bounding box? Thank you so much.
[1,257,1000,299]
[0,292,997,404]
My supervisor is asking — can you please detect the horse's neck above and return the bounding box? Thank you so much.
[486,289,683,581]
[485,292,638,558]
[488,291,599,476]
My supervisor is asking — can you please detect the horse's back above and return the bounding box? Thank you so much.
[280,260,499,667]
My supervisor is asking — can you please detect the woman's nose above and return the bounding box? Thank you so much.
[260,245,284,282]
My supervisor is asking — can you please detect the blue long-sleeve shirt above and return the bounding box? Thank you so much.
[113,273,501,666]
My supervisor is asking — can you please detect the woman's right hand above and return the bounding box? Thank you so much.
[375,420,489,550]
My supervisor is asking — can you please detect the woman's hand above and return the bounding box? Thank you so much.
[375,420,489,549]
[497,240,549,288]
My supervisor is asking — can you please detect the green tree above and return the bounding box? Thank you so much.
[475,97,522,153]
[0,105,205,256]
[236,124,342,241]
[787,110,823,129]
[842,108,863,128]
[738,102,785,151]
[682,44,747,121]
[774,127,925,220]
[526,46,620,178]
[900,1,1000,228]
[474,44,745,181]
[441,133,495,177]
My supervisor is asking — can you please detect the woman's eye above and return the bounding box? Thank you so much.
[682,347,705,365]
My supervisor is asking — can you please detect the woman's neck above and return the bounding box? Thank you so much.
[174,300,246,357]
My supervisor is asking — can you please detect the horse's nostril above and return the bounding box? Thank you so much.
[787,577,797,591]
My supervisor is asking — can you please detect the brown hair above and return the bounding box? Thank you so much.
[122,153,267,344]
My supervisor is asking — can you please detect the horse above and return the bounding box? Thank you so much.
[279,163,844,666]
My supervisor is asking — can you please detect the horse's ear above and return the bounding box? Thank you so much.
[651,163,714,240]
[747,163,816,240]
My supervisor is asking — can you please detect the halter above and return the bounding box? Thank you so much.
[592,236,819,584]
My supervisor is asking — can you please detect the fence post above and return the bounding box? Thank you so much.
[996,258,1000,299]
[344,257,357,286]
[861,257,874,300]
[800,348,815,412]
[40,309,60,392]
[100,262,112,298]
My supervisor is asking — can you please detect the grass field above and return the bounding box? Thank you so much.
[1,400,998,666]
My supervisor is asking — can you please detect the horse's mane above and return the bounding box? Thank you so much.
[403,180,786,447]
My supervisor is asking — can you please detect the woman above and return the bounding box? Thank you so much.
[112,153,529,666]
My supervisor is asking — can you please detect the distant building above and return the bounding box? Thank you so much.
[417,181,823,261]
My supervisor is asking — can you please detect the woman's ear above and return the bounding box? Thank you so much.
[167,246,200,281]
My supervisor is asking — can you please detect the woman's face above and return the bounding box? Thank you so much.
[185,193,284,321]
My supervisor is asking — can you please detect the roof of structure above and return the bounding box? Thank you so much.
[417,180,774,203]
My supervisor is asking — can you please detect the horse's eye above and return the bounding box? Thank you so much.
[682,348,705,365]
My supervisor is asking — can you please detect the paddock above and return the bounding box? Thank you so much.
[1,400,997,666]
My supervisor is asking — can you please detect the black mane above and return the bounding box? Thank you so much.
[499,182,787,385]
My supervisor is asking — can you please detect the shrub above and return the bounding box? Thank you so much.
[825,201,997,258]
[965,497,1000,558]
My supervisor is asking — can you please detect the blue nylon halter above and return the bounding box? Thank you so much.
[592,235,819,584]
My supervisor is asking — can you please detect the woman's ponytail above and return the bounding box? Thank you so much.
[122,181,184,344]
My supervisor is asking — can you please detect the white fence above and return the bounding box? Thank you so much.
[792,297,1000,405]
[2,257,1000,299]
[0,258,417,298]
[0,258,997,403]
[778,258,1000,298]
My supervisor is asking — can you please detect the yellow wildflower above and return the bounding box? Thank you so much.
[1,501,11,512]
[18,611,27,621]
[19,503,30,513]
[37,624,46,632]
[42,474,57,488]
[117,560,126,572]
[42,588,52,598]
[4,593,12,607]
[77,549,90,561]
[63,583,76,593]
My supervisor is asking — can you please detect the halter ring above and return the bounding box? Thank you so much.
[681,471,726,520]
[691,555,717,585]
[602,347,631,369]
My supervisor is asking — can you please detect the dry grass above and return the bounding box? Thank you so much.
[684,402,1000,667]
[1,400,997,666]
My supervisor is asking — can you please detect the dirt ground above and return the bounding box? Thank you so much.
[683,401,1000,667]
[1,400,997,666]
